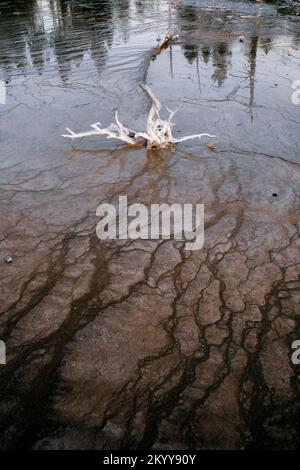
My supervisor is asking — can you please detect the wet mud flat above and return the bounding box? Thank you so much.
[0,0,300,450]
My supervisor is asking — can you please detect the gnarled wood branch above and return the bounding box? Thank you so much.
[62,85,215,149]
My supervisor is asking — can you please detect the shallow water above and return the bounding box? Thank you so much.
[0,0,300,449]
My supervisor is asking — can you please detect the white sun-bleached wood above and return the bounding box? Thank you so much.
[62,84,215,149]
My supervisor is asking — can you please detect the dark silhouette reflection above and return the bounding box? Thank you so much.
[292,32,300,48]
[0,0,130,82]
[247,36,258,120]
[211,42,231,87]
[49,0,115,81]
[176,2,236,87]
[183,45,198,65]
[0,0,168,82]
[173,0,300,92]
[0,0,299,86]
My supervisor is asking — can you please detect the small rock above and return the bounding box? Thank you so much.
[4,255,13,264]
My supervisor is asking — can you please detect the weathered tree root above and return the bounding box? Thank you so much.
[62,84,215,150]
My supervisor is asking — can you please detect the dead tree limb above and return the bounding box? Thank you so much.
[62,85,215,149]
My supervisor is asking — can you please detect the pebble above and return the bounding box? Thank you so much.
[4,255,13,264]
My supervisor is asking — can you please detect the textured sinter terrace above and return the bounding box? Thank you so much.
[0,0,300,449]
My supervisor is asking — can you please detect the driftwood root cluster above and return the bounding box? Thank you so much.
[62,84,215,150]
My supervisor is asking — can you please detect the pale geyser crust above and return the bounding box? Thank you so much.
[62,84,215,149]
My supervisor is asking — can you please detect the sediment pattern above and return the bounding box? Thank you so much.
[0,0,300,449]
[1,146,299,449]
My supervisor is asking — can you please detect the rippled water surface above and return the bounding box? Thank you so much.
[0,0,300,450]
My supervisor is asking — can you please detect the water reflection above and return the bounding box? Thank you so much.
[0,0,299,86]
[0,3,300,451]
[0,1,115,81]
[176,1,300,88]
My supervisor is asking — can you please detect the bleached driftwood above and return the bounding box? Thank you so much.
[62,84,215,149]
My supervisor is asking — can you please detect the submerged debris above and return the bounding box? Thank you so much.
[207,140,220,153]
[150,33,179,61]
[62,84,215,150]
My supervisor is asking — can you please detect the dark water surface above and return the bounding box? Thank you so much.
[0,0,300,449]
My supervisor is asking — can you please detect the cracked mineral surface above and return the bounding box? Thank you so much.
[0,0,300,450]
